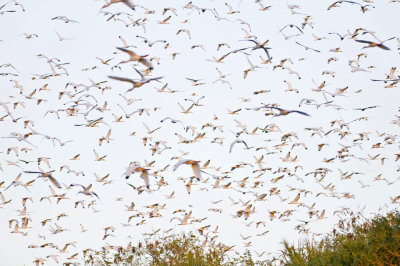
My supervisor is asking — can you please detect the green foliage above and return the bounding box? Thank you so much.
[280,211,400,265]
[86,211,400,265]
[86,233,265,266]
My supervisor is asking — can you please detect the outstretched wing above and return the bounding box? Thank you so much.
[141,171,150,189]
[293,110,311,116]
[117,47,136,57]
[108,75,134,83]
[173,159,188,171]
[123,0,136,10]
[139,58,153,69]
[191,163,201,181]
[48,175,61,188]
[355,39,373,44]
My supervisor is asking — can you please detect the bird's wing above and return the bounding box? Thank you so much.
[108,75,134,83]
[0,192,5,203]
[246,55,254,68]
[49,185,57,196]
[186,103,195,112]
[142,122,150,132]
[123,0,136,9]
[125,164,140,178]
[173,160,188,171]
[266,106,281,111]
[342,0,360,5]
[192,163,201,181]
[177,103,186,112]
[262,47,271,60]
[91,191,100,200]
[162,16,171,23]
[141,171,150,188]
[149,77,163,82]
[127,183,136,190]
[42,158,51,168]
[70,183,85,190]
[225,3,234,12]
[354,39,373,44]
[117,47,136,57]
[24,171,42,174]
[93,150,99,159]
[217,52,231,62]
[229,140,237,153]
[294,193,300,202]
[378,43,390,50]
[241,140,249,149]
[243,39,259,46]
[133,67,145,79]
[279,25,289,32]
[327,1,340,10]
[48,175,61,188]
[293,25,304,34]
[293,110,311,116]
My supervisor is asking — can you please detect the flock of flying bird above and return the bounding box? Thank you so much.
[1,0,400,265]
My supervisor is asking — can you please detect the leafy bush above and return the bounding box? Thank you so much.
[85,233,263,266]
[84,211,400,265]
[280,211,400,265]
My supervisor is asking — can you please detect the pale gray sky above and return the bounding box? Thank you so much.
[1,0,400,265]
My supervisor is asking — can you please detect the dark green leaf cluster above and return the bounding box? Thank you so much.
[280,211,400,265]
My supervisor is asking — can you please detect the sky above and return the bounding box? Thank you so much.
[1,0,400,265]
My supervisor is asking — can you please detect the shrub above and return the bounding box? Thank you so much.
[280,211,400,265]
[85,233,264,265]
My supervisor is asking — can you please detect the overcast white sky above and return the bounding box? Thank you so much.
[1,0,400,265]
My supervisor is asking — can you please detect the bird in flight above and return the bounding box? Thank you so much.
[173,159,201,181]
[264,106,311,117]
[355,38,394,50]
[242,38,272,60]
[108,73,162,92]
[229,139,250,153]
[117,47,153,69]
[70,184,100,199]
[51,16,80,24]
[102,0,136,10]
[124,163,152,189]
[24,168,61,188]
